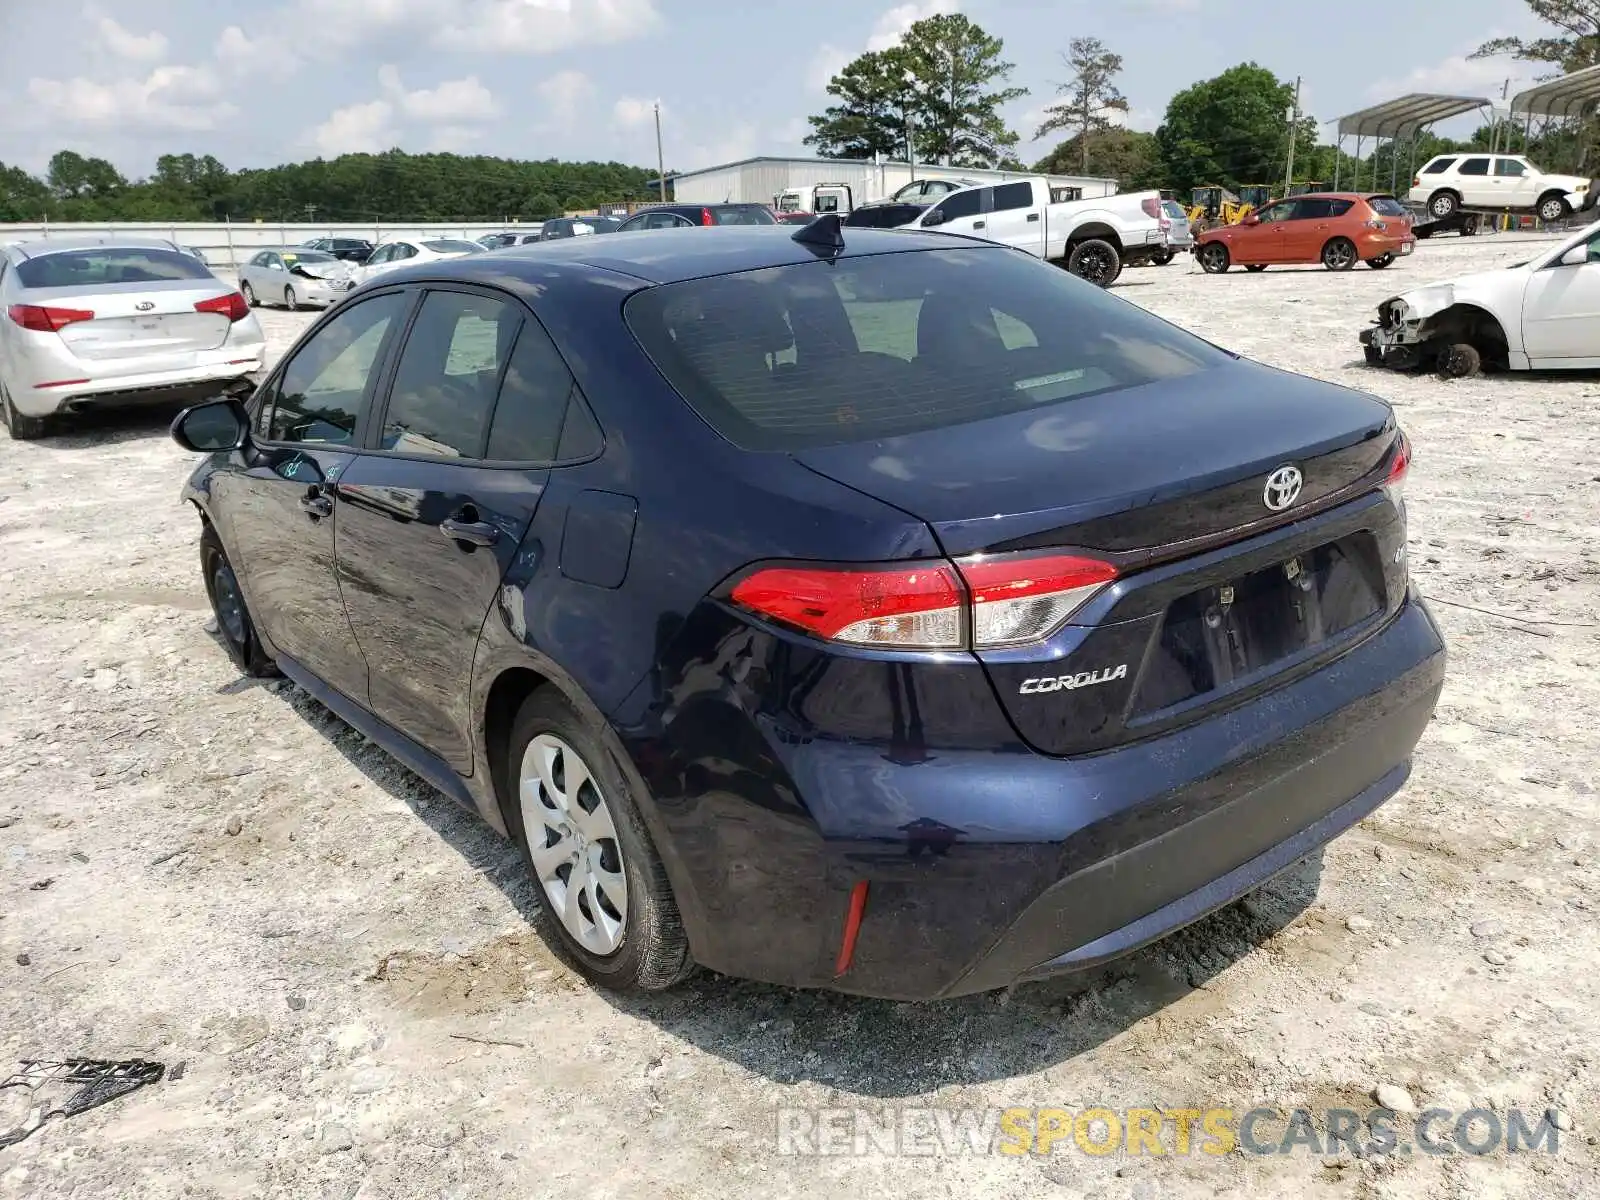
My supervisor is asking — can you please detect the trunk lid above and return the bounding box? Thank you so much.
[36,281,236,364]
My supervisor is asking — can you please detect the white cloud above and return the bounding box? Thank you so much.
[94,15,169,62]
[538,70,595,122]
[613,96,659,128]
[26,64,236,132]
[434,0,663,53]
[1366,43,1528,105]
[808,0,958,93]
[308,100,398,157]
[379,66,500,122]
[215,25,278,66]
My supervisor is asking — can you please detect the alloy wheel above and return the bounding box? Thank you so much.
[1539,197,1566,223]
[284,286,298,311]
[520,733,628,955]
[1323,240,1356,270]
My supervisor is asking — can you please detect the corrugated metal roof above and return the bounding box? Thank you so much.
[1512,63,1600,119]
[668,154,1115,187]
[1334,93,1491,138]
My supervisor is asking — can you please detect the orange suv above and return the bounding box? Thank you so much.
[1194,193,1416,273]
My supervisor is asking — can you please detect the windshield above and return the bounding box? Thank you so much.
[282,250,337,264]
[625,245,1229,452]
[423,239,483,254]
[16,247,214,288]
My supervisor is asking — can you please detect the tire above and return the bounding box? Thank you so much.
[200,524,278,677]
[284,286,299,312]
[241,282,257,307]
[505,688,693,993]
[1321,237,1357,271]
[1367,253,1394,269]
[1197,243,1230,274]
[1245,264,1268,273]
[1364,345,1384,366]
[1461,215,1479,237]
[1,383,49,440]
[1537,193,1570,223]
[1066,238,1123,287]
[1428,190,1460,219]
[1438,342,1481,379]
[1151,249,1175,266]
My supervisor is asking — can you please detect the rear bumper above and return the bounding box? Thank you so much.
[633,590,1445,1001]
[11,358,263,416]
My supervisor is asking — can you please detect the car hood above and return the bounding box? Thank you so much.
[1539,172,1590,193]
[1377,266,1529,325]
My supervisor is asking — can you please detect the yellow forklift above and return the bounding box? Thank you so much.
[1187,185,1253,231]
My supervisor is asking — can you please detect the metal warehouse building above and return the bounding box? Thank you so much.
[665,156,1120,207]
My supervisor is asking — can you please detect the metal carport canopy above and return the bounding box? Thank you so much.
[1512,63,1600,119]
[1335,93,1491,138]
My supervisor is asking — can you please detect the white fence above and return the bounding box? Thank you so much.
[0,221,523,269]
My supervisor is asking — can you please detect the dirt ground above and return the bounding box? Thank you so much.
[1,234,1597,1199]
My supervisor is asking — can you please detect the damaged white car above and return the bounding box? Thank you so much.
[1361,217,1600,377]
[237,248,357,311]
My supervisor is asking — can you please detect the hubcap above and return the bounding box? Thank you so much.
[1541,200,1562,221]
[211,561,247,646]
[1203,247,1225,270]
[1327,243,1352,268]
[520,734,627,955]
[1432,197,1451,216]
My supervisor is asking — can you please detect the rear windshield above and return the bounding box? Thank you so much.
[422,239,482,254]
[1162,200,1188,218]
[16,247,213,288]
[711,206,777,226]
[625,246,1230,452]
[1367,196,1409,216]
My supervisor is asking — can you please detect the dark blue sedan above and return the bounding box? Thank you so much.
[170,221,1445,1000]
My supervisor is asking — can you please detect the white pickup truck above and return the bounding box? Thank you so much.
[843,175,1168,287]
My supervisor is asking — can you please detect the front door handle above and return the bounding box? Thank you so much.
[1026,213,1040,222]
[439,517,498,547]
[300,491,332,519]
[972,220,986,230]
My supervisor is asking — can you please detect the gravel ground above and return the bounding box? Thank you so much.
[1,235,1597,1199]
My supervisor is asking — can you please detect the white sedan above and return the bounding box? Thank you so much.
[350,237,483,287]
[1361,217,1600,377]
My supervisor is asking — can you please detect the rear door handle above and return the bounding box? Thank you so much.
[439,517,498,546]
[300,492,332,519]
[1026,213,1040,222]
[972,220,986,230]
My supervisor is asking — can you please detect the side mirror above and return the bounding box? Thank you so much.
[171,397,250,453]
[1560,244,1590,267]
[1243,214,1261,226]
[921,208,946,227]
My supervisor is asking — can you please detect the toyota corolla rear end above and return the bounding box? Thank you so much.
[621,241,1445,1001]
[3,243,264,418]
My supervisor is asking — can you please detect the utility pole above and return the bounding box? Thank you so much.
[654,102,666,203]
[1283,75,1302,195]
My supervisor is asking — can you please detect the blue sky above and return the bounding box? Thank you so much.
[0,0,1553,178]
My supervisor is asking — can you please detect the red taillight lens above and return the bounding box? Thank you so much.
[1366,219,1387,230]
[8,304,93,332]
[730,562,965,648]
[729,551,1119,650]
[195,292,249,322]
[956,552,1120,647]
[1141,197,1161,218]
[1383,433,1411,498]
[700,207,714,226]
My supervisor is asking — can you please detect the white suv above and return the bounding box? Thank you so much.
[1408,154,1587,223]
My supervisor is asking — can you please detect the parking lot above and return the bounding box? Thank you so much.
[1,234,1597,1198]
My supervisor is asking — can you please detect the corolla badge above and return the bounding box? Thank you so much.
[134,301,155,311]
[1263,464,1303,511]
[1019,664,1128,695]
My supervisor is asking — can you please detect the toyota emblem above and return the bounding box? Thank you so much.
[135,301,155,311]
[1263,465,1303,511]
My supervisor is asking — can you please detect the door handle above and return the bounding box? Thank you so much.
[973,220,986,230]
[300,491,332,519]
[1026,213,1040,222]
[439,516,498,546]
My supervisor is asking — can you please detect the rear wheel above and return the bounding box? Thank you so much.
[0,384,47,441]
[1428,190,1460,219]
[1245,264,1268,273]
[200,525,278,677]
[1367,253,1394,269]
[1197,243,1230,274]
[505,688,693,993]
[1151,249,1175,266]
[1538,193,1570,223]
[241,281,257,307]
[284,285,299,311]
[1066,238,1123,287]
[1321,238,1357,271]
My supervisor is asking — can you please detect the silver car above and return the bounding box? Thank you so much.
[237,247,354,310]
[0,237,265,440]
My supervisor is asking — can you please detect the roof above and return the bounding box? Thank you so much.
[1512,63,1600,119]
[668,153,1116,187]
[412,225,998,286]
[1334,93,1491,138]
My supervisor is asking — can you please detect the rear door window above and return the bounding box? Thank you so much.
[264,292,409,445]
[1458,158,1490,176]
[1495,158,1528,177]
[1291,198,1334,219]
[485,316,581,462]
[377,290,519,458]
[991,182,1034,211]
[1326,199,1354,216]
[624,245,1229,451]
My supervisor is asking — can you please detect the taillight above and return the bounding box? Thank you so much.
[728,550,1120,650]
[956,552,1120,647]
[1381,432,1411,504]
[1366,219,1387,230]
[1141,197,1161,218]
[7,304,93,332]
[195,292,249,322]
[1411,177,1420,189]
[700,207,714,226]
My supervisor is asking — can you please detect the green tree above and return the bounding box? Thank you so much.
[1475,1,1600,71]
[1156,64,1298,194]
[1035,128,1161,189]
[1034,38,1129,174]
[528,192,561,217]
[0,162,50,220]
[806,14,1026,166]
[47,150,126,200]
